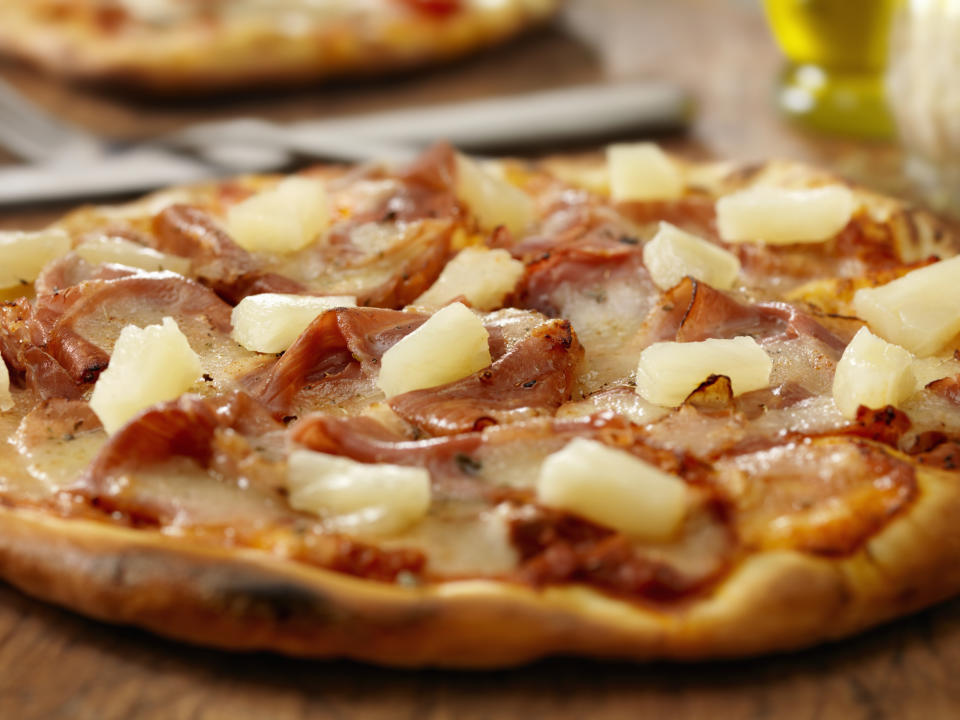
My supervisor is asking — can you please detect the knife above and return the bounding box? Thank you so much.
[170,81,692,155]
[0,80,691,206]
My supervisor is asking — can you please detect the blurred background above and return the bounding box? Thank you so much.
[1,0,951,230]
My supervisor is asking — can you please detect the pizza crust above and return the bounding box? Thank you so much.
[0,1,561,93]
[0,455,956,666]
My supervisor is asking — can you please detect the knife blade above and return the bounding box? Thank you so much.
[0,80,692,206]
[172,81,692,155]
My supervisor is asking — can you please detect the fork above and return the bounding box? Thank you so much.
[0,80,104,164]
[0,79,412,171]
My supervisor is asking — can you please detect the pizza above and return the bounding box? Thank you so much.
[2,142,960,667]
[0,0,560,93]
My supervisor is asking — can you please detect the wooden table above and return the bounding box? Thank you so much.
[2,1,958,718]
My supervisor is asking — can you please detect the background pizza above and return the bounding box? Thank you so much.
[2,143,960,666]
[0,0,562,92]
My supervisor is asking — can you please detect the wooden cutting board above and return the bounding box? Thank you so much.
[2,2,958,718]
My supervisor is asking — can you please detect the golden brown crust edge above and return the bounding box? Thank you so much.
[0,2,561,93]
[1,458,959,667]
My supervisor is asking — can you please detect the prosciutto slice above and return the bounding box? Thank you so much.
[247,307,429,417]
[152,204,311,304]
[389,318,582,435]
[637,276,846,351]
[0,298,84,400]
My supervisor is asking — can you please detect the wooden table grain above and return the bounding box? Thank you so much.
[2,2,957,718]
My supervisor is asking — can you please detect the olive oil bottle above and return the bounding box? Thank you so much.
[763,0,901,138]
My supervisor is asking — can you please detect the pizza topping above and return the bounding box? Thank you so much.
[455,153,533,236]
[607,143,684,202]
[642,221,741,291]
[0,229,71,289]
[832,327,916,419]
[84,391,280,483]
[291,413,485,490]
[0,145,951,607]
[716,185,856,244]
[537,437,688,539]
[0,358,12,412]
[247,307,428,415]
[89,317,201,434]
[152,204,257,283]
[508,500,731,600]
[0,298,84,401]
[230,293,357,353]
[716,439,916,555]
[853,255,960,356]
[557,386,671,425]
[377,302,491,398]
[413,246,525,311]
[636,336,773,407]
[75,235,191,276]
[287,449,431,535]
[388,318,580,435]
[225,177,331,254]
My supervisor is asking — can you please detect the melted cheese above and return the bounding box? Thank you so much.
[0,360,12,413]
[75,236,191,275]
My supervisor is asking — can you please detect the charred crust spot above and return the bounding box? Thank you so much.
[202,373,214,383]
[80,362,108,384]
[847,405,911,448]
[618,235,640,245]
[216,582,347,625]
[472,416,497,431]
[454,453,483,475]
[522,379,538,388]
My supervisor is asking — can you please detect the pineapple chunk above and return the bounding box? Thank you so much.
[716,185,855,244]
[377,302,491,398]
[537,438,688,539]
[287,449,430,535]
[0,230,71,289]
[75,236,191,275]
[636,336,772,407]
[414,247,525,311]
[642,221,741,291]
[90,317,201,434]
[226,177,330,253]
[853,255,960,356]
[0,360,12,412]
[832,327,915,419]
[455,154,533,237]
[231,293,357,353]
[606,143,684,202]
